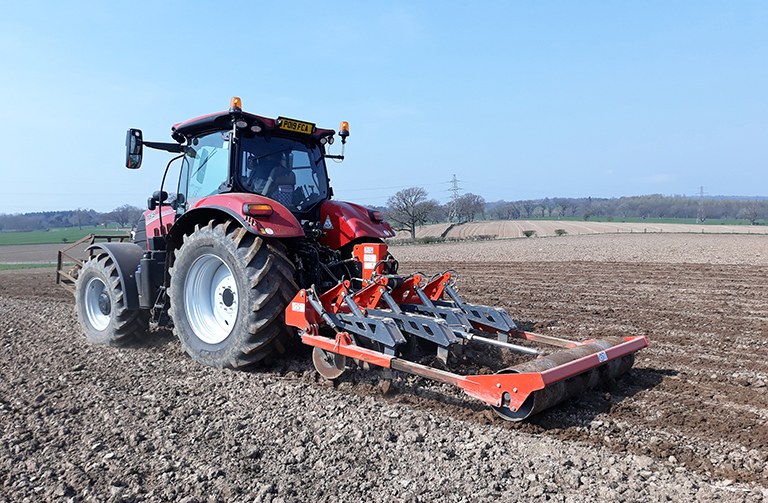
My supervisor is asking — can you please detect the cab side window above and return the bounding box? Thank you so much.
[292,151,323,204]
[184,132,230,200]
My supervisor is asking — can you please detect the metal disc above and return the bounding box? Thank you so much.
[491,392,537,422]
[312,348,347,380]
[491,405,520,421]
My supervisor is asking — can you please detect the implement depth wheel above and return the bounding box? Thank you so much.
[168,219,298,369]
[75,253,149,346]
[312,347,347,380]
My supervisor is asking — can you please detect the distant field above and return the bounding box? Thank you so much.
[0,263,57,271]
[392,232,768,266]
[0,227,128,246]
[0,242,106,265]
[390,219,768,240]
[518,216,759,225]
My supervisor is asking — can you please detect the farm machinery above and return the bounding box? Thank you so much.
[58,97,646,421]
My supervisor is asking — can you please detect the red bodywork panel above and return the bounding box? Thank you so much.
[188,193,305,238]
[146,196,394,245]
[144,205,177,240]
[319,201,394,249]
[144,193,305,243]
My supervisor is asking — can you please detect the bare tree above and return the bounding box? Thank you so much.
[520,200,537,219]
[99,211,116,229]
[71,208,90,230]
[386,187,439,239]
[112,205,144,228]
[495,203,519,220]
[738,204,761,225]
[428,204,449,224]
[454,193,485,223]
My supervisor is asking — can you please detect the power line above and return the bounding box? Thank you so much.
[447,174,463,222]
[696,186,707,223]
[336,181,449,193]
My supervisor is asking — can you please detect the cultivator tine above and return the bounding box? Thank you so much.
[365,307,459,349]
[303,284,406,354]
[441,283,518,337]
[399,302,473,329]
[364,278,542,360]
[397,270,521,343]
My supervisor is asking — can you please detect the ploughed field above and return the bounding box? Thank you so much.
[1,233,767,502]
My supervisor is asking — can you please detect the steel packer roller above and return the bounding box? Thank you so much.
[285,243,647,421]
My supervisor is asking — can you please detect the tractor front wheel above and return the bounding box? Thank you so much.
[75,253,149,345]
[168,220,298,369]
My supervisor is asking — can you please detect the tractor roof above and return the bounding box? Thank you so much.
[171,110,336,143]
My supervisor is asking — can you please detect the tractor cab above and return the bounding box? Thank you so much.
[171,98,341,221]
[127,97,345,222]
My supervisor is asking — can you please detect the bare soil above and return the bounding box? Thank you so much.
[1,235,767,502]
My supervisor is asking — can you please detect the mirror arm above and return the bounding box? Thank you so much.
[144,141,186,153]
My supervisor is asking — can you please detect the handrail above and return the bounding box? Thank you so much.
[55,233,131,293]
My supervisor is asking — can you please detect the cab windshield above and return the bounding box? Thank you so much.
[238,135,328,212]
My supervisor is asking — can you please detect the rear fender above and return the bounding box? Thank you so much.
[166,193,304,255]
[188,193,304,238]
[85,243,143,310]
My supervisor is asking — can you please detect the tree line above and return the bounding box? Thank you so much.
[0,205,145,232]
[484,195,768,223]
[385,189,768,238]
[5,192,767,237]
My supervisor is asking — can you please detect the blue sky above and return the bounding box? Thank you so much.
[1,1,766,213]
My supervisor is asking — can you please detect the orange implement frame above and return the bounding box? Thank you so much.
[300,326,646,412]
[55,233,131,293]
[286,288,648,413]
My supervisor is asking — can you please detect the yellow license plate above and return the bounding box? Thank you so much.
[277,117,315,135]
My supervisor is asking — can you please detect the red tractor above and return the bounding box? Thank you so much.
[66,97,646,421]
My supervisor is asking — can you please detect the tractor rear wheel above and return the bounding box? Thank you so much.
[75,253,149,345]
[168,219,298,369]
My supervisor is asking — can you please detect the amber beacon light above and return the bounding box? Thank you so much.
[339,121,350,144]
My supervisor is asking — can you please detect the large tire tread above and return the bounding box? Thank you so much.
[75,253,149,346]
[169,219,297,370]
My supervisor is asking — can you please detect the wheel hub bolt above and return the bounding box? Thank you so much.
[222,288,235,307]
[98,292,111,315]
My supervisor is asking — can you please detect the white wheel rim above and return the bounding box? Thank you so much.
[85,277,110,331]
[184,254,238,344]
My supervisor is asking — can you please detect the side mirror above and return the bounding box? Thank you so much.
[125,129,143,169]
